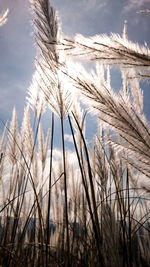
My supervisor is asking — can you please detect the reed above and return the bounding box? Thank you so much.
[0,0,149,266]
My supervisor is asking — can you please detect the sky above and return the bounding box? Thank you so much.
[0,0,150,132]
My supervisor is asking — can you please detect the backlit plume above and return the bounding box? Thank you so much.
[0,0,149,266]
[0,9,9,26]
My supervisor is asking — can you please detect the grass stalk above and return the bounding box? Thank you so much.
[60,114,70,266]
[45,112,54,267]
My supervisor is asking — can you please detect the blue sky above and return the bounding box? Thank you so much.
[0,0,150,129]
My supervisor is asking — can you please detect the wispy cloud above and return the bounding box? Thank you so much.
[0,0,35,125]
[78,0,106,11]
[123,0,150,13]
[53,0,109,36]
[64,134,73,143]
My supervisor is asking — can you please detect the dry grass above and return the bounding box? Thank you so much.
[0,0,149,266]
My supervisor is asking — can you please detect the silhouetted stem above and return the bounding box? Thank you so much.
[60,115,70,266]
[46,112,54,267]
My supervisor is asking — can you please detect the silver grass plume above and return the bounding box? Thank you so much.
[21,106,34,158]
[93,134,109,197]
[38,123,50,172]
[121,21,129,94]
[120,21,144,113]
[38,62,73,118]
[128,69,144,114]
[0,9,9,27]
[8,108,20,164]
[0,125,7,183]
[106,65,111,91]
[122,20,128,40]
[29,0,73,119]
[30,0,60,61]
[62,33,150,68]
[27,69,47,117]
[137,9,150,14]
[71,66,150,178]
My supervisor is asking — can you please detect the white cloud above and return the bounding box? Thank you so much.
[123,0,150,13]
[81,0,106,11]
[64,134,73,143]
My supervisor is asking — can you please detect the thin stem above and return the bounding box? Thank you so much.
[46,112,54,267]
[60,115,70,266]
[68,114,105,267]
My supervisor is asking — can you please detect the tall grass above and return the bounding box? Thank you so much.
[0,0,150,266]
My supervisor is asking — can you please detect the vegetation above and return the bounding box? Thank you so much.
[0,0,150,266]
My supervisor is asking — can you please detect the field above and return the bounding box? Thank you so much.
[0,1,150,266]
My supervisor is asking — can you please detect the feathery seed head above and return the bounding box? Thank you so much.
[0,9,9,27]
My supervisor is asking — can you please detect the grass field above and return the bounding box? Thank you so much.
[0,1,150,266]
